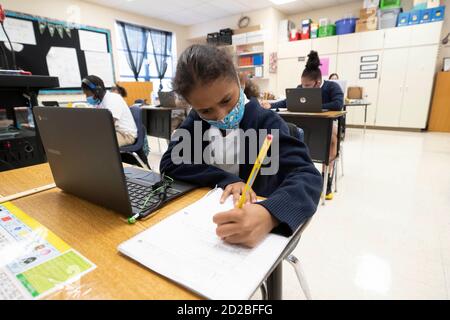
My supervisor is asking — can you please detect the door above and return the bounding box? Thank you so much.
[376,48,409,127]
[399,45,439,128]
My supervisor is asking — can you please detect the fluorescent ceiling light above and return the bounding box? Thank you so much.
[269,0,296,4]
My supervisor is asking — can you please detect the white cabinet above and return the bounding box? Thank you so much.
[408,22,442,46]
[360,30,385,51]
[338,30,384,53]
[312,37,338,54]
[337,51,382,126]
[376,45,438,128]
[383,27,411,49]
[278,40,312,59]
[384,21,443,48]
[399,45,438,128]
[338,33,360,53]
[276,58,305,97]
[376,48,409,127]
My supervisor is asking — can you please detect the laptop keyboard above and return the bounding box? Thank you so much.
[126,181,181,213]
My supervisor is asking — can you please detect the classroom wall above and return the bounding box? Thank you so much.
[1,0,188,103]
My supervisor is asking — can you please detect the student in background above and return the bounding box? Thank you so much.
[239,71,262,100]
[329,73,339,80]
[262,51,344,200]
[160,45,322,248]
[111,83,128,98]
[82,75,137,147]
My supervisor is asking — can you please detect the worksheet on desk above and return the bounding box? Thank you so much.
[118,188,291,300]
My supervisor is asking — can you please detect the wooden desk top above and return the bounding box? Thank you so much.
[276,110,347,119]
[0,164,204,299]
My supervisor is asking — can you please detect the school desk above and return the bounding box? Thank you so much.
[0,163,305,300]
[276,110,347,205]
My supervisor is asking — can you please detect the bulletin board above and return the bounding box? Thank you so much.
[0,10,116,92]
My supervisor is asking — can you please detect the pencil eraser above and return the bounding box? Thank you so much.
[267,134,273,141]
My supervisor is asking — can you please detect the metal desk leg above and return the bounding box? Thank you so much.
[266,263,283,300]
[364,105,368,134]
[321,165,329,206]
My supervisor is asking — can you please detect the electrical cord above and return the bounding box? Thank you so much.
[1,21,16,69]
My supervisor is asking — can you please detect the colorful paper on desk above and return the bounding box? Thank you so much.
[118,188,291,300]
[0,203,96,300]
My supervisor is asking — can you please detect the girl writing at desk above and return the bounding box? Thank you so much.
[261,51,344,200]
[160,45,322,248]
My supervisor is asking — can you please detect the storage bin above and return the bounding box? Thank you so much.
[398,12,410,26]
[378,8,401,29]
[206,32,219,44]
[432,6,445,21]
[219,28,233,45]
[336,18,358,35]
[253,54,264,66]
[409,10,421,24]
[318,24,336,37]
[380,0,401,9]
[420,9,433,23]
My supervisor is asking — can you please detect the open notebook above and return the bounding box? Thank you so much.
[118,188,291,300]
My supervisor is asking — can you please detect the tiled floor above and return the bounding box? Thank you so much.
[147,128,450,300]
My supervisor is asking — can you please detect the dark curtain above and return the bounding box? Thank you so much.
[149,29,172,91]
[118,21,149,81]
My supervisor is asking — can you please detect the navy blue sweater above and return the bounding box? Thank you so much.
[160,99,323,236]
[271,80,344,111]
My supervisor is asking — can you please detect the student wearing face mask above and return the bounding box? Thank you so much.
[160,45,322,248]
[81,75,137,147]
[262,51,343,200]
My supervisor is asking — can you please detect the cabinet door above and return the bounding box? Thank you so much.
[278,40,312,59]
[408,22,443,47]
[376,48,409,127]
[359,30,385,51]
[399,45,439,128]
[338,33,360,53]
[337,52,360,124]
[312,37,338,55]
[277,58,305,97]
[384,27,411,49]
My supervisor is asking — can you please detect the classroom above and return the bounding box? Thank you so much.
[0,0,449,303]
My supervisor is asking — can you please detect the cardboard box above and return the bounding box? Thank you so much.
[347,87,364,100]
[360,8,378,19]
[356,17,378,32]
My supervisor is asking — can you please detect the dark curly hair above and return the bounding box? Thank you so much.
[302,50,322,82]
[173,44,238,99]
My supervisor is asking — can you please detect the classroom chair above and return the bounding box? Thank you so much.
[258,123,312,300]
[259,217,313,300]
[120,106,151,171]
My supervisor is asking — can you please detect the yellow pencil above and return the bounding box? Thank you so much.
[237,134,273,208]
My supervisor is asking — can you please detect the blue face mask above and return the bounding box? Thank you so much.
[204,88,246,130]
[87,96,101,106]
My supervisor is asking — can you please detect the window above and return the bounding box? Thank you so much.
[115,22,176,91]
